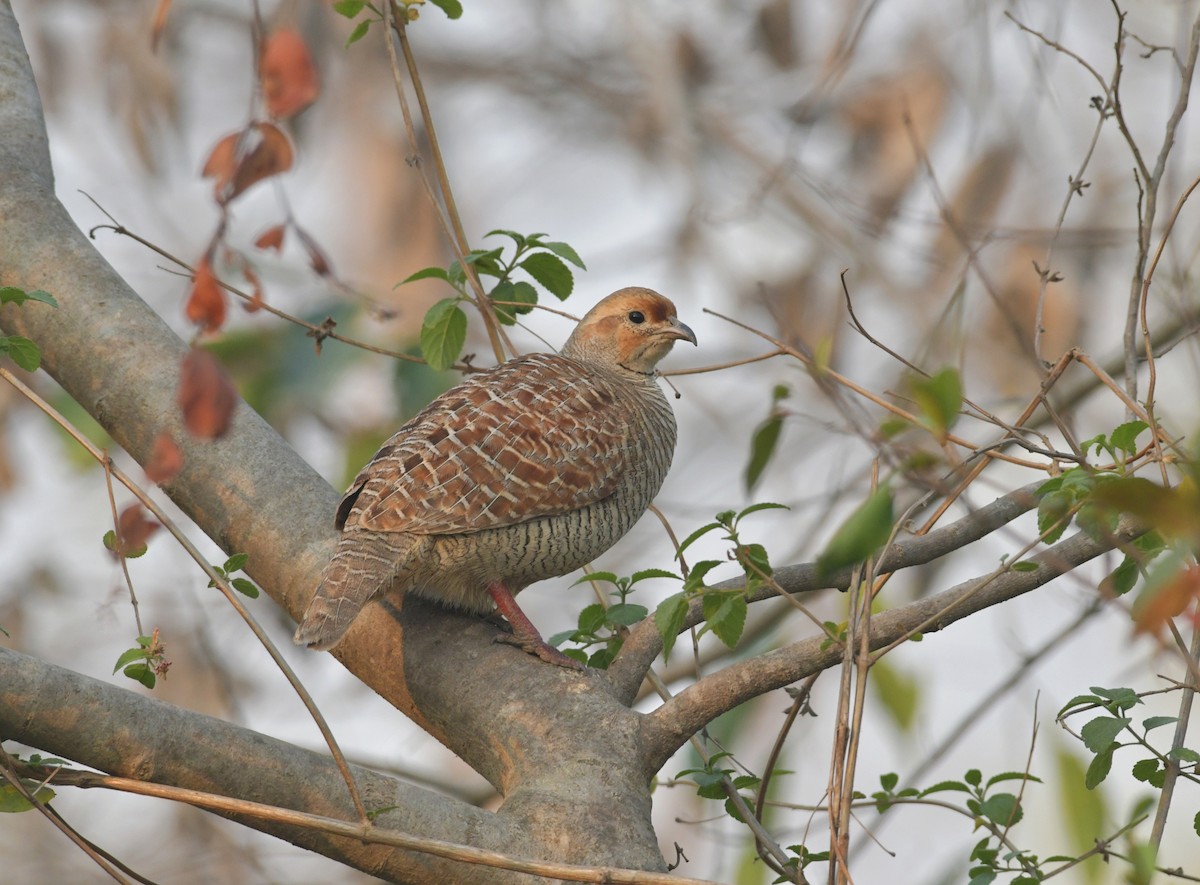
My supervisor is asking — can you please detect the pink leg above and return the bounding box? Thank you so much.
[487,581,584,670]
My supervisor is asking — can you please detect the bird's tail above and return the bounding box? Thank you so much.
[292,531,410,651]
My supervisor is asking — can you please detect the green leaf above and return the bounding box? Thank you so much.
[427,0,464,18]
[540,240,586,269]
[606,603,648,627]
[1081,716,1128,753]
[0,782,56,813]
[1168,746,1200,763]
[573,571,620,587]
[630,568,678,583]
[1193,809,1200,838]
[1057,693,1102,717]
[871,658,920,732]
[345,18,371,45]
[491,280,538,325]
[520,252,574,300]
[332,0,367,16]
[223,553,249,573]
[399,266,451,285]
[967,870,996,885]
[1091,685,1141,710]
[655,592,689,661]
[985,771,1042,787]
[231,577,259,598]
[1037,489,1073,544]
[123,662,157,689]
[879,772,899,791]
[0,335,41,371]
[588,646,616,669]
[1010,560,1039,572]
[0,286,57,308]
[1142,715,1177,732]
[1106,556,1141,596]
[562,648,588,666]
[737,501,790,519]
[577,603,607,635]
[419,298,467,371]
[816,487,894,579]
[911,367,962,441]
[744,414,783,492]
[683,560,723,592]
[547,629,575,648]
[978,792,1022,826]
[919,780,971,797]
[677,520,722,557]
[964,769,982,787]
[1132,758,1165,788]
[702,591,747,648]
[112,647,147,674]
[1084,744,1114,789]
[485,229,526,249]
[739,542,772,577]
[1111,420,1149,456]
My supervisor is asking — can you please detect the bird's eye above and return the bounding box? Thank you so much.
[628,310,645,324]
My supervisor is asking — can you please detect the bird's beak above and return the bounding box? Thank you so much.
[663,317,698,346]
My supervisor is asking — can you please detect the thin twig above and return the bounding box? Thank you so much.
[19,764,718,885]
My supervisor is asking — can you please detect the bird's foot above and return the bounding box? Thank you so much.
[494,631,585,670]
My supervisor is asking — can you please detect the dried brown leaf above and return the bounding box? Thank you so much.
[145,432,184,483]
[254,224,286,253]
[114,503,160,558]
[178,348,236,439]
[185,257,226,332]
[201,123,294,205]
[1133,565,1200,637]
[150,0,172,51]
[260,28,319,119]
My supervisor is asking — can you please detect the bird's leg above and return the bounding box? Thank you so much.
[486,581,584,670]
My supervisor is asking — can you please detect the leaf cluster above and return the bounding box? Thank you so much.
[548,569,671,669]
[655,503,788,661]
[111,628,170,690]
[400,230,586,370]
[1059,685,1200,838]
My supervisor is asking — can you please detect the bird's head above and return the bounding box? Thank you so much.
[560,287,697,375]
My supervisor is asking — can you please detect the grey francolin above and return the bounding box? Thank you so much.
[293,287,696,667]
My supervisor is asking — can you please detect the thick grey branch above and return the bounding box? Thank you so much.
[608,482,1042,701]
[0,646,535,885]
[638,519,1141,770]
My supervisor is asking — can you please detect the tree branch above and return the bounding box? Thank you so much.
[638,519,1142,771]
[608,482,1043,701]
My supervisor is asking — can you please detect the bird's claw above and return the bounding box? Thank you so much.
[493,632,586,670]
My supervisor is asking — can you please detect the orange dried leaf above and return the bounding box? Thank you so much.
[254,224,286,253]
[114,503,160,558]
[145,432,184,483]
[151,0,173,51]
[242,266,265,313]
[1133,565,1200,636]
[260,28,319,119]
[201,123,294,205]
[185,257,226,332]
[178,348,236,439]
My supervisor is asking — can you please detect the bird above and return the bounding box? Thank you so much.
[293,287,696,667]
